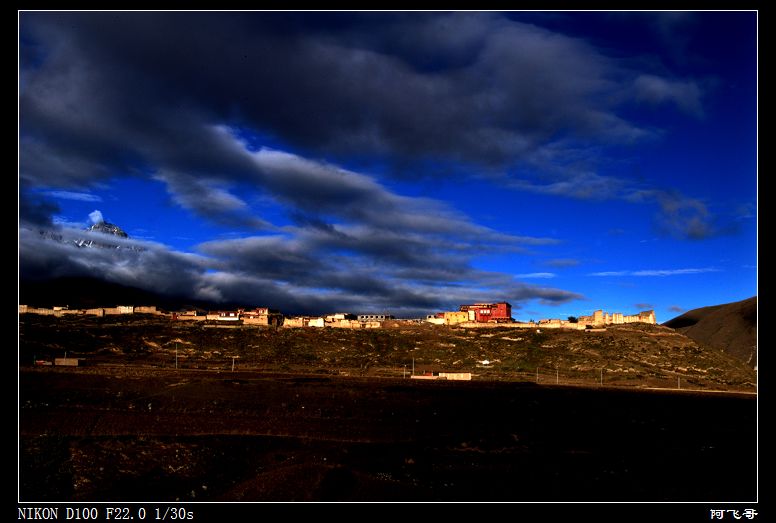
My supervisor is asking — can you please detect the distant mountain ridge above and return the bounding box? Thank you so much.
[663,296,757,368]
[87,221,128,238]
[36,219,143,251]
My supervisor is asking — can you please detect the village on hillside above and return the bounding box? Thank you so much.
[18,301,656,330]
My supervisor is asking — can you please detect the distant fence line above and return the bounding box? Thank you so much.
[35,354,748,392]
[495,367,719,390]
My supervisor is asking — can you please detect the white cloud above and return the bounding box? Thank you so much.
[589,268,720,277]
[52,216,87,229]
[42,190,102,202]
[88,209,104,224]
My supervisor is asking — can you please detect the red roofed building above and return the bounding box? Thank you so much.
[459,302,512,323]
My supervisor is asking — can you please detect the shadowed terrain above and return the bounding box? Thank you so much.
[20,367,756,502]
[664,297,757,368]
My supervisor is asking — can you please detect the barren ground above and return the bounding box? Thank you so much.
[19,315,757,390]
[20,366,755,502]
[19,316,757,501]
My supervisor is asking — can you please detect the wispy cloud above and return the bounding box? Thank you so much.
[515,272,556,279]
[41,190,102,202]
[543,258,580,268]
[734,203,756,220]
[507,172,625,201]
[668,305,685,313]
[589,267,720,277]
[52,216,87,229]
[635,302,654,310]
[508,169,722,242]
[632,74,703,117]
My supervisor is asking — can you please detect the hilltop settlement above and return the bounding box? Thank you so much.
[19,301,656,330]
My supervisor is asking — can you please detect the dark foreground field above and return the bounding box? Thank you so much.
[20,367,756,502]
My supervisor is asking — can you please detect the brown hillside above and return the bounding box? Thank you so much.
[19,315,756,390]
[663,296,757,368]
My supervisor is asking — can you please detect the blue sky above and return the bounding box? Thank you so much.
[18,11,757,320]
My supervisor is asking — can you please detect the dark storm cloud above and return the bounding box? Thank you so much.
[19,137,117,189]
[25,11,696,312]
[234,143,558,247]
[197,227,583,315]
[19,12,699,184]
[509,284,582,306]
[510,171,722,241]
[20,190,59,227]
[19,224,209,296]
[19,12,713,242]
[198,270,447,316]
[154,169,271,229]
[157,136,557,264]
[19,220,582,316]
[19,119,579,313]
[626,189,719,240]
[198,230,464,288]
